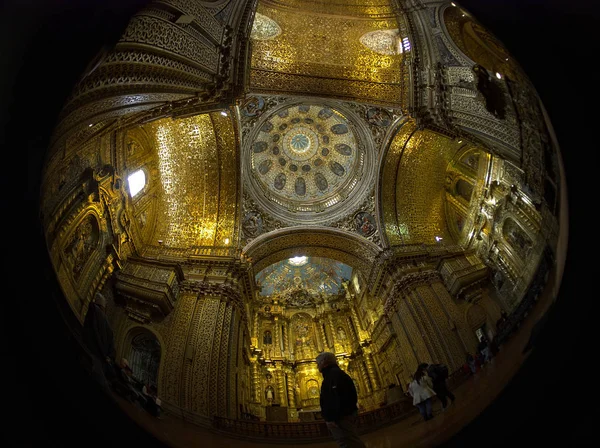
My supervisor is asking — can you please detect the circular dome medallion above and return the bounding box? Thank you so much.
[248,103,369,220]
[283,127,318,161]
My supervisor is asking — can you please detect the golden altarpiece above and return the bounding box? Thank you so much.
[40,0,563,426]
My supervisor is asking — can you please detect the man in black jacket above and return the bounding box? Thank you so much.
[316,352,366,448]
[424,362,455,411]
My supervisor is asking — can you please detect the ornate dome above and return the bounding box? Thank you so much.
[245,102,374,223]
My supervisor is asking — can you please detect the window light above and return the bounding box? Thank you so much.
[128,169,146,197]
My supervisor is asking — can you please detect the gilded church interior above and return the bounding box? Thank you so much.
[36,0,567,444]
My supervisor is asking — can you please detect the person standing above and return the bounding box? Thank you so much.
[408,364,436,421]
[316,352,366,448]
[424,363,455,411]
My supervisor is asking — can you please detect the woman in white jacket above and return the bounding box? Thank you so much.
[408,363,436,421]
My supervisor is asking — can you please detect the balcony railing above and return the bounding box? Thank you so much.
[212,397,417,442]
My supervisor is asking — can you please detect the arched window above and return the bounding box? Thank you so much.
[455,178,474,202]
[128,330,161,386]
[127,169,146,197]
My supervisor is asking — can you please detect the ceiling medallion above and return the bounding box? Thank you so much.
[359,29,401,55]
[250,13,282,41]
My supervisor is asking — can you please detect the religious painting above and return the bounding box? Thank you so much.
[354,211,376,237]
[292,313,314,348]
[242,211,263,238]
[366,107,392,127]
[241,96,265,118]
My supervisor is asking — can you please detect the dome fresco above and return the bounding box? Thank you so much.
[249,103,362,204]
[255,256,352,301]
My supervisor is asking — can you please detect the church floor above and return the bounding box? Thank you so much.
[111,268,557,448]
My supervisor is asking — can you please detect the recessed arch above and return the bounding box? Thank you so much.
[243,226,382,280]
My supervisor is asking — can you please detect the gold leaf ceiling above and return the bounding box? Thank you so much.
[140,112,238,248]
[261,0,396,18]
[382,121,468,246]
[250,0,405,106]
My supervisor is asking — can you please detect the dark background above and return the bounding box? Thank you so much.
[2,0,592,446]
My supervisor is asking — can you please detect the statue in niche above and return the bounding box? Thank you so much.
[265,385,275,403]
[337,326,347,341]
[295,321,311,347]
[263,330,272,345]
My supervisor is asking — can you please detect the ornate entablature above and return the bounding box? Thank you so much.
[114,257,184,323]
[437,253,489,301]
[179,280,249,324]
[382,269,442,314]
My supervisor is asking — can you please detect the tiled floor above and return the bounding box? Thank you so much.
[112,267,558,448]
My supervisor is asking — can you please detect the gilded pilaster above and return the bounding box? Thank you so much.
[282,320,289,354]
[364,352,380,391]
[358,360,372,394]
[251,362,261,403]
[160,291,196,407]
[276,369,286,406]
[317,318,328,351]
[286,369,296,408]
[252,310,259,348]
[327,314,337,350]
[273,317,281,357]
